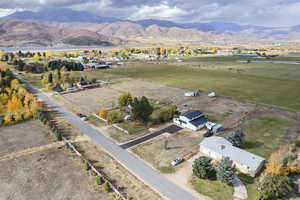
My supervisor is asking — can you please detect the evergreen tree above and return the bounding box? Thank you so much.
[48,72,53,84]
[215,157,236,185]
[193,156,216,179]
[226,128,245,147]
[132,96,153,123]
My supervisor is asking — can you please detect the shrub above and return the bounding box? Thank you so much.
[83,161,90,171]
[102,181,110,193]
[118,92,132,107]
[98,108,107,119]
[193,156,216,179]
[96,176,103,185]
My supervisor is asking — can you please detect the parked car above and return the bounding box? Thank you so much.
[77,113,88,121]
[203,130,213,137]
[170,157,183,166]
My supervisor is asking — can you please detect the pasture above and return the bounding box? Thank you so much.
[108,61,300,110]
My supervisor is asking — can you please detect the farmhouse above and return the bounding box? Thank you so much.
[200,136,265,177]
[173,110,208,131]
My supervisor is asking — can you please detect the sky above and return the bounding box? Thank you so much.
[0,0,299,27]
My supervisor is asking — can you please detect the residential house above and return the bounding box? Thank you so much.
[200,136,265,177]
[173,110,208,131]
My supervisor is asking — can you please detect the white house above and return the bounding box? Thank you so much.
[173,110,208,131]
[200,136,265,177]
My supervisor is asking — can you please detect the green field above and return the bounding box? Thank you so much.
[183,55,300,62]
[191,177,233,200]
[108,62,300,110]
[241,115,293,158]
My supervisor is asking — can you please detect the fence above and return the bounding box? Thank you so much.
[62,136,127,200]
[93,114,129,134]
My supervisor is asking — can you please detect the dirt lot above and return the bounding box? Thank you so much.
[53,77,255,128]
[0,120,54,155]
[0,121,111,200]
[0,148,111,200]
[131,129,205,172]
[76,141,163,200]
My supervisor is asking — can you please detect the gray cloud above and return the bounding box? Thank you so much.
[0,0,299,26]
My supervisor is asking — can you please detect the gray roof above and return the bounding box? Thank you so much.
[200,136,265,172]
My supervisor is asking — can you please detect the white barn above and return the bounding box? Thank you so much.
[173,110,208,131]
[200,136,265,177]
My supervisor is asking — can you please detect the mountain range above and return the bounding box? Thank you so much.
[2,8,300,47]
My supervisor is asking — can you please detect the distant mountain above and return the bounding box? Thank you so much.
[0,19,122,47]
[3,8,300,46]
[135,19,181,28]
[183,21,272,32]
[6,8,119,23]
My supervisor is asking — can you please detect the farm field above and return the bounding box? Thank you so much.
[108,62,300,110]
[241,114,294,158]
[0,120,111,200]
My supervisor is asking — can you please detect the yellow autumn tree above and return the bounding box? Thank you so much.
[7,95,23,112]
[23,93,34,107]
[98,108,107,119]
[0,61,9,71]
[14,112,23,121]
[10,79,20,90]
[4,115,13,124]
[266,145,289,176]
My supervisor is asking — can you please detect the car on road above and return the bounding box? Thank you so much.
[170,157,183,166]
[77,113,88,121]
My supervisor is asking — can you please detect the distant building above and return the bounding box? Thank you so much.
[200,136,265,177]
[173,110,208,131]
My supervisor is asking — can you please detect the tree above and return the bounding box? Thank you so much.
[14,112,23,121]
[4,115,13,124]
[193,156,216,179]
[118,92,132,107]
[257,173,292,200]
[98,108,107,119]
[48,72,53,84]
[132,96,153,123]
[215,157,236,185]
[226,128,245,147]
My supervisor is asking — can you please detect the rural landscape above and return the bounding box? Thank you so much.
[1,1,300,200]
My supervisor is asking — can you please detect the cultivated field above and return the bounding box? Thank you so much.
[108,61,300,110]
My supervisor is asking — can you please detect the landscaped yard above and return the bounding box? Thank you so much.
[238,173,258,200]
[191,176,234,200]
[241,115,293,158]
[108,62,300,110]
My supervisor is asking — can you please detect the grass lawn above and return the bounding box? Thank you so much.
[108,63,300,110]
[118,121,148,135]
[182,55,300,62]
[20,73,44,89]
[238,173,258,200]
[191,176,234,200]
[241,115,293,158]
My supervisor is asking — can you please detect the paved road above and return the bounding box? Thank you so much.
[18,76,198,200]
[120,125,182,149]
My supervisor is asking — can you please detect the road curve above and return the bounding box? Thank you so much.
[18,76,198,200]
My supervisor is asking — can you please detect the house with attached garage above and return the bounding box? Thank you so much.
[173,110,208,131]
[200,136,265,177]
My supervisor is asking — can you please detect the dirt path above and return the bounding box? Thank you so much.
[0,136,89,162]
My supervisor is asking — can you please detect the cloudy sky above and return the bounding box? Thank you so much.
[0,0,299,27]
